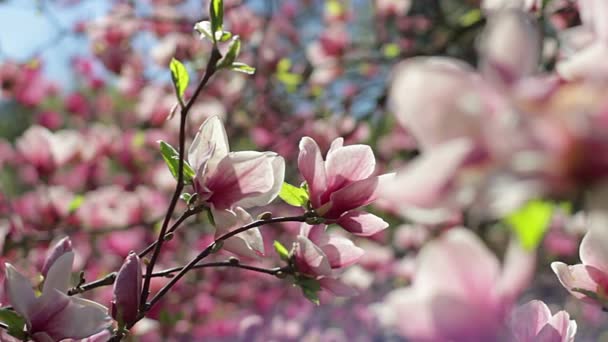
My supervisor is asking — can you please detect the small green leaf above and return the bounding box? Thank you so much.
[294,277,321,305]
[504,200,554,251]
[158,140,196,184]
[273,240,290,261]
[68,195,84,213]
[180,193,193,203]
[209,0,224,42]
[458,9,482,27]
[169,58,189,105]
[218,36,241,69]
[0,309,27,339]
[230,62,256,75]
[279,182,309,207]
[219,31,233,42]
[382,43,401,58]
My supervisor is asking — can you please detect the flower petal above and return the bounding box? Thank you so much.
[41,237,72,278]
[42,295,111,341]
[325,173,393,219]
[188,116,229,172]
[496,237,536,304]
[509,300,552,341]
[539,310,576,342]
[213,207,264,258]
[205,152,274,210]
[325,143,375,192]
[580,227,608,274]
[318,234,364,269]
[296,235,332,277]
[298,137,327,208]
[234,153,285,208]
[479,11,540,85]
[336,211,388,236]
[557,42,608,81]
[42,252,74,296]
[380,138,472,209]
[551,262,600,301]
[4,263,37,321]
[415,228,500,302]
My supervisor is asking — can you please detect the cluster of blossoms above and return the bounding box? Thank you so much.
[3,0,608,340]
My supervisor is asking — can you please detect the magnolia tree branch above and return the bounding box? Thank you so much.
[151,260,290,278]
[139,47,222,310]
[142,214,308,314]
[68,215,307,301]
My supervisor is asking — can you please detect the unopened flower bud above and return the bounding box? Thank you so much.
[41,237,72,278]
[111,252,142,327]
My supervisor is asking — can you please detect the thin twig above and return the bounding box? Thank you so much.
[144,214,308,311]
[67,272,117,296]
[151,260,288,278]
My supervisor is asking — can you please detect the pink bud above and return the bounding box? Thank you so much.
[41,237,72,278]
[112,252,142,326]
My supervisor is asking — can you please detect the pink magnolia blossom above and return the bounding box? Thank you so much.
[4,239,111,341]
[552,226,608,308]
[41,237,73,277]
[556,0,608,79]
[298,137,390,237]
[188,116,284,256]
[189,115,284,211]
[482,0,540,13]
[509,300,577,342]
[294,224,363,296]
[112,252,142,327]
[375,228,535,341]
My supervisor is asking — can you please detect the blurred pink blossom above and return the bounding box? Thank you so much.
[508,300,576,342]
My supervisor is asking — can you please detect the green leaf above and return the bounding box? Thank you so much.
[382,43,401,58]
[458,9,482,27]
[180,193,193,203]
[504,200,555,251]
[279,182,309,207]
[158,140,196,184]
[209,0,224,42]
[218,36,241,69]
[230,62,256,75]
[219,31,233,42]
[68,195,84,213]
[169,58,189,105]
[0,309,26,339]
[273,240,290,261]
[294,277,321,305]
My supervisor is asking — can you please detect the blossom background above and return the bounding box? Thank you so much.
[1,0,607,341]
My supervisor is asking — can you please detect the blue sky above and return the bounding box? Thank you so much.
[0,0,113,86]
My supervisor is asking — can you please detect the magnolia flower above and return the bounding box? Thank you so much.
[481,0,540,13]
[375,228,535,340]
[188,116,284,211]
[298,137,390,236]
[509,300,577,342]
[478,10,540,86]
[294,224,363,296]
[188,116,284,257]
[556,0,608,79]
[552,226,608,308]
[4,239,111,341]
[112,252,142,327]
[379,138,474,224]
